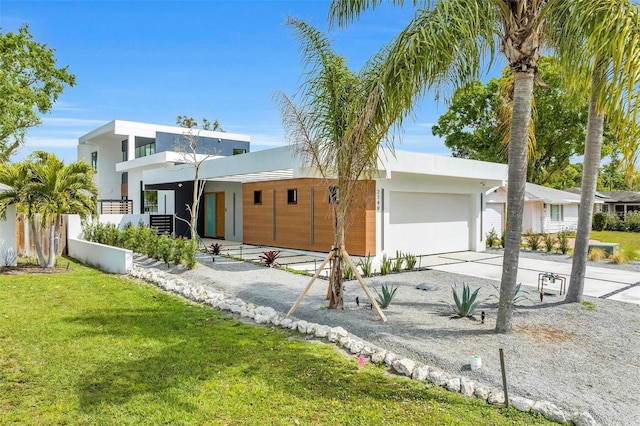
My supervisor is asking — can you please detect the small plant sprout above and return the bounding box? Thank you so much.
[259,250,281,268]
[449,283,482,318]
[581,300,596,311]
[373,283,398,309]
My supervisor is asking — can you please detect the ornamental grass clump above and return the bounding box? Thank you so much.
[392,251,403,273]
[449,283,481,318]
[374,283,399,309]
[588,247,608,261]
[379,254,392,275]
[357,254,373,278]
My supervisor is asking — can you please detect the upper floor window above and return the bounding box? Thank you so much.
[91,151,98,172]
[135,142,156,158]
[121,139,128,161]
[254,190,262,205]
[233,148,247,155]
[287,189,297,204]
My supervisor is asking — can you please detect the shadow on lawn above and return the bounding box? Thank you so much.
[68,302,470,420]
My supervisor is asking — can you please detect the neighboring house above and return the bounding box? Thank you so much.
[485,182,597,235]
[0,183,17,266]
[77,120,251,232]
[142,145,508,257]
[596,191,640,217]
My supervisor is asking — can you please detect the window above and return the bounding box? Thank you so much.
[91,151,98,172]
[121,172,128,183]
[550,204,563,222]
[328,186,339,204]
[254,190,262,205]
[233,148,247,155]
[143,191,158,213]
[135,142,156,158]
[121,139,128,161]
[287,189,297,204]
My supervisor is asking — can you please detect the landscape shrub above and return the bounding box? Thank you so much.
[624,211,640,232]
[486,228,498,248]
[357,254,373,278]
[500,229,506,248]
[609,251,629,264]
[557,229,571,254]
[449,283,481,318]
[592,212,608,231]
[379,254,392,275]
[524,229,541,251]
[542,233,555,252]
[392,251,403,273]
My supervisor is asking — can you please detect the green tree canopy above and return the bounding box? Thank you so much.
[0,24,76,162]
[432,57,615,188]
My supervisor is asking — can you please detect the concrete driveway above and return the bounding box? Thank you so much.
[203,238,640,305]
[426,251,640,304]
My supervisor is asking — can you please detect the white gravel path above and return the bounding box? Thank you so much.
[135,250,640,426]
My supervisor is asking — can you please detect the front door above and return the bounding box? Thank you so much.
[205,192,225,238]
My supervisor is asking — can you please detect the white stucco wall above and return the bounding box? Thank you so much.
[67,237,133,274]
[542,204,578,233]
[0,204,17,266]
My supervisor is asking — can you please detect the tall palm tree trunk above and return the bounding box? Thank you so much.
[566,66,605,303]
[496,71,535,333]
[329,207,346,309]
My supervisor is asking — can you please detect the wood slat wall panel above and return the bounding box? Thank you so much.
[243,179,375,255]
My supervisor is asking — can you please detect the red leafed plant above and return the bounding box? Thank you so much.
[259,250,281,268]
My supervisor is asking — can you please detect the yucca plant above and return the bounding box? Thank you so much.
[344,264,355,280]
[259,250,281,268]
[449,283,481,318]
[392,251,403,273]
[373,283,399,309]
[404,252,417,270]
[379,254,392,275]
[357,254,373,278]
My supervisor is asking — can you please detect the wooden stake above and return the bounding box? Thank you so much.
[499,348,509,407]
[287,249,334,317]
[342,247,387,322]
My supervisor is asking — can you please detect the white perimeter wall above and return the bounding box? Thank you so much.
[203,181,243,241]
[66,214,142,273]
[0,204,17,266]
[376,174,486,259]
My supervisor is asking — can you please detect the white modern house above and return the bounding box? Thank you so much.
[485,182,600,235]
[77,120,251,233]
[0,183,17,266]
[142,145,508,257]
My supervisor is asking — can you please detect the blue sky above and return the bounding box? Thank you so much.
[2,0,500,164]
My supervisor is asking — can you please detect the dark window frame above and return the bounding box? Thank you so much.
[91,151,98,172]
[254,190,262,205]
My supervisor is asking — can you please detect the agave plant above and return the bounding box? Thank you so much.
[373,283,398,309]
[450,283,481,318]
[259,250,281,268]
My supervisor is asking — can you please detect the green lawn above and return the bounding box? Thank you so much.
[0,258,550,425]
[590,230,640,257]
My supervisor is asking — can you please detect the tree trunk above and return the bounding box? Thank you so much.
[29,216,47,267]
[329,207,345,309]
[566,66,605,303]
[496,71,535,334]
[46,218,56,268]
[53,213,62,256]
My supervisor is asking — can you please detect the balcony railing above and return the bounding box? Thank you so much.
[99,199,133,214]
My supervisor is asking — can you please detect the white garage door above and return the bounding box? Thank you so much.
[485,203,504,237]
[387,192,470,255]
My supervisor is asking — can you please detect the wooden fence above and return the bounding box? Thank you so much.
[16,214,68,258]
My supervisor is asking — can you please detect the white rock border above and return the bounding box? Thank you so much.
[129,265,598,426]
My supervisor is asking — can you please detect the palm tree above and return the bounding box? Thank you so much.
[0,152,98,267]
[329,0,640,331]
[276,18,400,312]
[547,2,640,303]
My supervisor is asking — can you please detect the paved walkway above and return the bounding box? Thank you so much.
[202,238,640,305]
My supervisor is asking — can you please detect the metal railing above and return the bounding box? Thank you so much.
[99,199,133,214]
